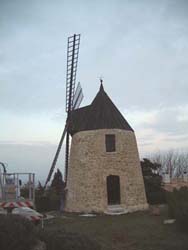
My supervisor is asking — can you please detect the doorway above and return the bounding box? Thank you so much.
[107,175,120,205]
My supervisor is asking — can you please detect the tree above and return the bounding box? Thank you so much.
[36,181,45,195]
[51,169,65,195]
[34,171,66,212]
[141,158,166,204]
[152,150,188,178]
[141,158,161,177]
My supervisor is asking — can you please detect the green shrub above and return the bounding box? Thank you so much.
[146,190,166,205]
[0,215,38,250]
[166,187,188,231]
[141,158,166,204]
[35,189,61,212]
[35,194,51,212]
[47,189,61,211]
[39,228,101,250]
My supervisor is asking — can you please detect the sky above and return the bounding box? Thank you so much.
[0,0,188,182]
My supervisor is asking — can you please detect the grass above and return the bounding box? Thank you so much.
[43,208,188,250]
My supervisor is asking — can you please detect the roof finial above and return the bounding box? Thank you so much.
[100,77,103,85]
[99,76,104,91]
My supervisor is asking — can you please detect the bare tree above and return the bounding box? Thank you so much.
[151,150,188,178]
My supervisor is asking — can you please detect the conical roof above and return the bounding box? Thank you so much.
[69,84,133,135]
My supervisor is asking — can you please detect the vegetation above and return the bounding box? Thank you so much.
[0,215,38,250]
[152,150,188,178]
[35,184,61,212]
[1,204,188,250]
[166,187,188,231]
[42,210,188,250]
[0,214,100,250]
[141,158,166,204]
[39,228,100,250]
[20,169,65,212]
[51,169,65,195]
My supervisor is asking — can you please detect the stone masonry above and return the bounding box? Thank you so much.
[64,128,148,213]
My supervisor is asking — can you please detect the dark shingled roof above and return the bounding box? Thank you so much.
[69,84,133,135]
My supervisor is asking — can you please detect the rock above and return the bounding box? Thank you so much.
[163,219,176,224]
[79,213,96,217]
[33,241,46,250]
[150,206,160,216]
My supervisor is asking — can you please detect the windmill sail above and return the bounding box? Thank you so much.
[73,82,84,110]
[66,34,81,112]
[64,34,81,183]
[45,34,82,188]
[44,123,68,188]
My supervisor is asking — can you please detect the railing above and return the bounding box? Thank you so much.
[0,173,35,202]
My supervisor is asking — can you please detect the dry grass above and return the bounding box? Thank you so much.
[43,208,188,250]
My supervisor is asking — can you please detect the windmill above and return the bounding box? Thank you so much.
[44,34,83,188]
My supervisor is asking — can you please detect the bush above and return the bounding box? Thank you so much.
[39,228,101,250]
[35,188,61,212]
[146,190,166,205]
[0,214,101,250]
[47,189,61,210]
[166,187,188,231]
[141,159,166,204]
[144,175,166,204]
[35,194,51,212]
[0,215,38,250]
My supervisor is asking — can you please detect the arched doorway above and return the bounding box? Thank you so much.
[107,175,120,205]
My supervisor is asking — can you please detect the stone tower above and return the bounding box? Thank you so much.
[64,84,148,213]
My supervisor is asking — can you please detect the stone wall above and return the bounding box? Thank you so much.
[64,129,148,213]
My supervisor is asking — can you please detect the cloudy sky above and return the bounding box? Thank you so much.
[0,0,188,182]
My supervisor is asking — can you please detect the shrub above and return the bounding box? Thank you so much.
[141,158,166,204]
[144,175,166,204]
[146,190,166,205]
[35,189,61,212]
[47,189,61,211]
[0,215,38,250]
[39,228,101,250]
[35,194,51,212]
[166,187,188,231]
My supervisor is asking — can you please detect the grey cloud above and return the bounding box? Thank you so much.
[0,141,65,182]
[149,107,188,136]
[126,104,188,154]
[1,0,188,172]
[1,0,188,115]
[164,134,188,142]
[164,0,188,22]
